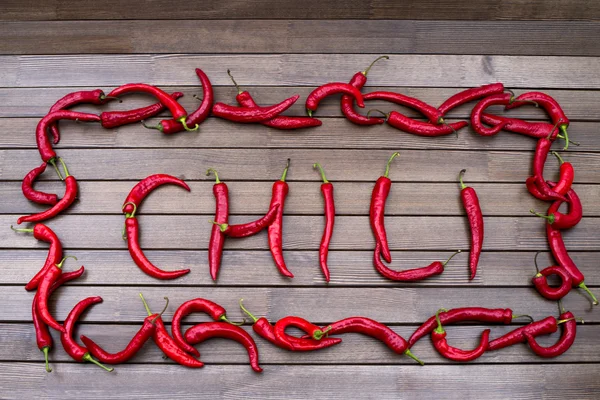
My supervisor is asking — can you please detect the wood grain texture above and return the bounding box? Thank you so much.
[1,20,599,55]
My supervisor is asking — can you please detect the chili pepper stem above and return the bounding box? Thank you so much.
[529,209,555,224]
[557,134,580,146]
[42,346,52,372]
[441,120,459,138]
[366,109,388,120]
[512,314,534,323]
[220,315,245,326]
[578,283,599,305]
[227,69,243,95]
[177,117,199,132]
[312,325,332,341]
[443,250,462,266]
[56,255,77,269]
[280,158,290,182]
[82,353,114,372]
[141,120,163,132]
[458,169,468,190]
[122,202,137,219]
[533,251,542,274]
[560,125,570,151]
[57,158,70,179]
[49,159,63,180]
[139,293,152,316]
[434,308,449,334]
[306,109,313,117]
[313,163,329,183]
[383,152,400,178]
[210,220,229,232]
[239,299,258,323]
[10,225,33,233]
[150,297,170,324]
[206,168,220,183]
[362,55,389,76]
[404,349,425,366]
[552,151,565,165]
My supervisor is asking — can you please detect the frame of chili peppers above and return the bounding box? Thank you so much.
[11,56,595,373]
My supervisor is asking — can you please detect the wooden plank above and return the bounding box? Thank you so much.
[0,322,596,364]
[2,0,599,21]
[1,249,599,287]
[4,181,598,216]
[0,286,597,324]
[1,55,599,88]
[3,214,599,251]
[3,149,600,183]
[1,20,599,56]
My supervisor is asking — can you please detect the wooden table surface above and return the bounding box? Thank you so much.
[2,1,600,398]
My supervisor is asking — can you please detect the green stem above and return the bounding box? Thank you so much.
[239,299,258,323]
[529,209,554,224]
[556,134,580,146]
[443,250,461,266]
[512,314,534,323]
[11,225,33,233]
[404,349,424,366]
[82,353,114,372]
[280,158,290,182]
[560,125,569,151]
[306,109,313,117]
[551,151,565,165]
[57,158,70,178]
[547,120,561,140]
[178,117,199,132]
[366,109,388,120]
[49,159,63,180]
[122,202,137,219]
[227,69,243,94]
[210,220,228,232]
[362,55,389,76]
[434,308,449,334]
[141,120,163,132]
[533,251,543,274]
[139,293,152,316]
[313,163,328,183]
[441,120,458,138]
[458,169,467,190]
[220,315,245,326]
[56,255,77,269]
[42,346,52,372]
[206,168,220,183]
[578,282,599,305]
[151,297,169,323]
[558,299,565,315]
[312,325,332,341]
[383,152,400,178]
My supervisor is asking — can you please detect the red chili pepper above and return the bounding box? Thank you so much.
[139,293,204,368]
[374,242,461,281]
[48,89,111,144]
[386,111,468,136]
[488,316,559,351]
[122,174,190,216]
[184,322,262,372]
[550,152,574,195]
[207,168,229,281]
[363,91,443,125]
[212,94,300,123]
[437,83,505,117]
[311,317,423,365]
[529,136,568,202]
[341,56,388,125]
[431,309,490,362]
[274,316,333,349]
[547,222,598,305]
[60,296,114,372]
[524,309,577,358]
[32,265,85,372]
[100,92,183,129]
[530,184,582,230]
[480,113,562,140]
[268,159,294,278]
[227,70,322,130]
[108,83,198,131]
[36,110,100,177]
[171,298,239,357]
[531,252,572,301]
[17,159,78,225]
[306,82,365,117]
[239,300,341,351]
[370,152,399,263]
[408,307,517,348]
[145,69,214,134]
[458,169,484,280]
[22,163,59,206]
[213,204,280,238]
[313,163,335,282]
[470,93,514,136]
[505,91,571,150]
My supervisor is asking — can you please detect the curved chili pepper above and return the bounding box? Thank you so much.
[408,307,516,348]
[488,316,562,351]
[480,113,561,140]
[459,169,484,280]
[212,94,300,123]
[17,159,78,225]
[313,163,335,282]
[306,82,365,117]
[550,152,574,195]
[60,296,113,372]
[22,163,59,206]
[386,111,468,136]
[227,70,322,130]
[213,204,279,238]
[268,159,294,278]
[10,224,62,291]
[274,316,332,349]
[370,152,399,263]
[505,91,571,149]
[239,299,341,351]
[32,265,85,372]
[530,184,582,230]
[207,169,229,281]
[122,174,190,216]
[171,298,238,357]
[531,252,572,301]
[431,309,490,362]
[363,91,442,125]
[470,93,514,136]
[144,69,213,133]
[184,322,262,372]
[437,83,505,117]
[36,110,100,177]
[524,310,577,358]
[374,242,461,281]
[547,222,598,305]
[108,83,198,131]
[48,89,110,144]
[341,56,388,125]
[528,136,568,202]
[139,293,204,368]
[101,92,184,129]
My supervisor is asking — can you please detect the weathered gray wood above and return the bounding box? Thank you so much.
[2,0,599,21]
[2,20,599,56]
[3,149,600,182]
[0,322,595,364]
[0,286,597,324]
[1,55,599,88]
